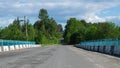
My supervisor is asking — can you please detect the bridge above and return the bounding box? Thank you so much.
[0,39,120,68]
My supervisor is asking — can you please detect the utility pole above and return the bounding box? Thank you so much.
[18,16,28,41]
[24,16,28,41]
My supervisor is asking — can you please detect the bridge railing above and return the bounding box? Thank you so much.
[0,40,40,52]
[77,38,120,55]
[80,38,119,46]
[0,40,35,46]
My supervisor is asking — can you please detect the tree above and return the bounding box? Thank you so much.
[85,25,97,40]
[22,21,36,41]
[34,8,62,44]
[0,18,36,41]
[64,18,86,44]
[64,18,120,44]
[0,19,24,40]
[38,8,48,20]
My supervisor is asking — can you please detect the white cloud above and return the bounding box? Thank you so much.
[0,0,120,27]
[0,18,14,27]
[82,15,105,23]
[60,1,120,23]
[105,16,120,25]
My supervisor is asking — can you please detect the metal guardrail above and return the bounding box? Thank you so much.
[0,40,35,46]
[80,39,119,46]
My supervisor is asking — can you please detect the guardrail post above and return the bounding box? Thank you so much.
[93,46,95,51]
[97,46,100,52]
[110,46,115,55]
[8,40,11,51]
[1,40,4,52]
[103,46,106,53]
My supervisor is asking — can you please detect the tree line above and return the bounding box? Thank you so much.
[63,18,120,44]
[0,8,120,45]
[0,9,63,44]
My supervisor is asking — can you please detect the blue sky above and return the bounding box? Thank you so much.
[0,0,120,28]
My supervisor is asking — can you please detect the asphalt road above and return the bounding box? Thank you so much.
[0,45,120,68]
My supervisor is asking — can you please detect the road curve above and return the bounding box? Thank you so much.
[0,45,120,68]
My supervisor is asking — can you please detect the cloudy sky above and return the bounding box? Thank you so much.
[0,0,120,28]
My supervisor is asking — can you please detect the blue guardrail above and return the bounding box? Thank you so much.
[80,38,119,46]
[0,40,35,46]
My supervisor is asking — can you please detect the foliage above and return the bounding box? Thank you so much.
[0,18,37,41]
[34,9,63,44]
[0,19,24,40]
[64,18,120,44]
[64,18,86,44]
[0,8,63,45]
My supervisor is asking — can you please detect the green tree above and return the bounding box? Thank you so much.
[0,19,24,40]
[64,18,86,44]
[38,8,48,20]
[85,25,97,40]
[64,18,120,44]
[34,8,62,44]
[22,21,36,41]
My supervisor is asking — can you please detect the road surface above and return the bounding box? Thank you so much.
[0,45,120,68]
